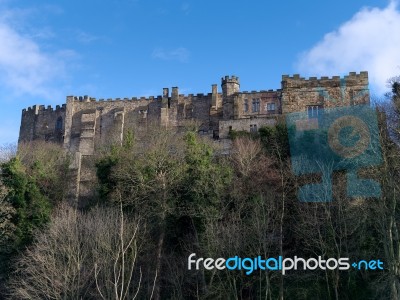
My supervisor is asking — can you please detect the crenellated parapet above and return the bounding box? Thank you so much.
[221,75,240,86]
[72,95,163,102]
[66,92,221,105]
[181,93,214,101]
[22,104,66,114]
[241,89,281,94]
[282,71,369,89]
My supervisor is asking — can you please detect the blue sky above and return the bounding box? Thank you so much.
[0,0,399,144]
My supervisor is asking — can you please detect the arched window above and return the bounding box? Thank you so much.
[55,117,63,130]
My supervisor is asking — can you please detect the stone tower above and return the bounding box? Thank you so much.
[221,75,240,97]
[222,75,240,120]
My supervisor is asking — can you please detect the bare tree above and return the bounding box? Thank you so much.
[0,143,17,163]
[194,137,283,299]
[231,137,263,178]
[102,126,187,300]
[92,202,142,300]
[371,119,400,300]
[7,203,142,300]
[8,203,86,299]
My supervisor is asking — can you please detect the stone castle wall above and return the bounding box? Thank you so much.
[18,72,370,206]
[19,104,66,143]
[281,71,369,113]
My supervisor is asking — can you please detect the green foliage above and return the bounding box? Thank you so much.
[96,155,119,202]
[123,129,135,150]
[96,130,137,203]
[1,158,51,249]
[96,129,233,218]
[3,112,399,299]
[182,131,232,215]
[259,123,290,157]
[0,184,16,278]
[0,142,70,292]
[18,141,70,202]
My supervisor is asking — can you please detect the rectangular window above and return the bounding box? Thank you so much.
[266,103,276,112]
[243,99,249,112]
[307,105,323,119]
[252,99,260,112]
[250,124,258,133]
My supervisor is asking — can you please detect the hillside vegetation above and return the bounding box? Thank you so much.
[0,99,399,299]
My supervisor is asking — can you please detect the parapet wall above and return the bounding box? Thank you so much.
[68,93,219,104]
[22,104,66,114]
[241,89,280,94]
[71,95,164,102]
[282,72,369,89]
[221,75,240,85]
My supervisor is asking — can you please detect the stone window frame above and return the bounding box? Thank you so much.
[243,99,249,112]
[307,105,323,119]
[252,98,260,112]
[55,117,63,130]
[266,102,276,112]
[250,124,258,133]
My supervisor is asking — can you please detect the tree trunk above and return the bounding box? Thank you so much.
[153,223,165,300]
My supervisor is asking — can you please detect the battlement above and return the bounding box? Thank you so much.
[180,93,216,103]
[72,95,163,103]
[73,95,96,102]
[76,95,146,102]
[69,91,217,104]
[79,90,226,103]
[281,72,368,89]
[221,75,240,85]
[20,72,369,119]
[282,71,368,82]
[22,104,66,114]
[241,89,279,94]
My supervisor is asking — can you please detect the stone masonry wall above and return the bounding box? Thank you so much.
[219,117,277,139]
[18,72,370,206]
[281,72,369,114]
[19,104,66,144]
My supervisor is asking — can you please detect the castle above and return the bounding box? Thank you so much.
[18,72,370,205]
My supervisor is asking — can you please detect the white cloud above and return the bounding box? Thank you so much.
[152,47,190,63]
[296,1,400,95]
[0,8,75,99]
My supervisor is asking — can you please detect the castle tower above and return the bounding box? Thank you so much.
[221,75,240,98]
[221,76,240,120]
